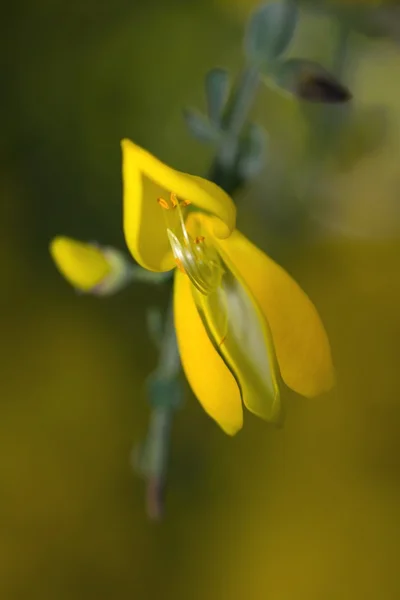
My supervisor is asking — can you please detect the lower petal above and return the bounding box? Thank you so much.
[174,270,243,435]
[217,230,335,397]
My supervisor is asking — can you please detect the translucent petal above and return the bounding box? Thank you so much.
[50,237,111,291]
[216,229,335,397]
[174,269,243,435]
[190,259,281,424]
[121,139,236,271]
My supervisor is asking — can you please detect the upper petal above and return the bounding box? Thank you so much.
[174,269,243,435]
[121,139,236,272]
[216,229,335,397]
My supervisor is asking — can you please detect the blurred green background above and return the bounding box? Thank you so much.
[2,0,400,598]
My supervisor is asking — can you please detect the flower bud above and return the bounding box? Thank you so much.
[50,237,131,296]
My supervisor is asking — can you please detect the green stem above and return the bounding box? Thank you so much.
[144,406,173,521]
[208,66,260,193]
[138,296,181,520]
[152,299,180,380]
[226,66,260,140]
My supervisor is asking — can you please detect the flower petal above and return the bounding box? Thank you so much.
[216,229,335,397]
[174,269,243,435]
[50,237,111,291]
[190,257,281,424]
[121,139,236,271]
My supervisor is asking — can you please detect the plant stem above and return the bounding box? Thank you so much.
[136,296,181,520]
[144,406,173,520]
[208,66,260,192]
[226,66,260,141]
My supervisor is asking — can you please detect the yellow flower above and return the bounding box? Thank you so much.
[50,237,130,295]
[121,139,335,435]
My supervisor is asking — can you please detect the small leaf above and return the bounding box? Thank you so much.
[205,68,230,125]
[238,124,268,180]
[183,108,220,143]
[270,59,352,103]
[244,1,298,64]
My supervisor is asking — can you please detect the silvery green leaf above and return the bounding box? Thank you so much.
[205,68,230,125]
[183,108,220,144]
[244,1,298,65]
[269,59,352,103]
[238,124,268,180]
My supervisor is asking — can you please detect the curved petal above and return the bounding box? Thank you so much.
[174,269,243,435]
[121,139,236,272]
[216,229,335,398]
[50,237,111,291]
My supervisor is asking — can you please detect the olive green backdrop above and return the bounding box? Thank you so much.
[2,0,400,598]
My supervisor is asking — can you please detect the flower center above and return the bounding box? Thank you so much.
[157,193,224,296]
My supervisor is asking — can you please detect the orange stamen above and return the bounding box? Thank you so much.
[194,236,205,244]
[181,200,191,207]
[170,192,178,208]
[157,197,170,210]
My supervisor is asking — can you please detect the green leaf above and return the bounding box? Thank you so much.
[183,108,220,143]
[244,1,298,65]
[238,123,268,180]
[205,68,230,125]
[269,59,352,103]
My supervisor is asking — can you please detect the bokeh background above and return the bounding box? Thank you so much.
[3,0,400,598]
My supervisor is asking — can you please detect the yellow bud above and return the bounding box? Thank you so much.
[50,237,111,292]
